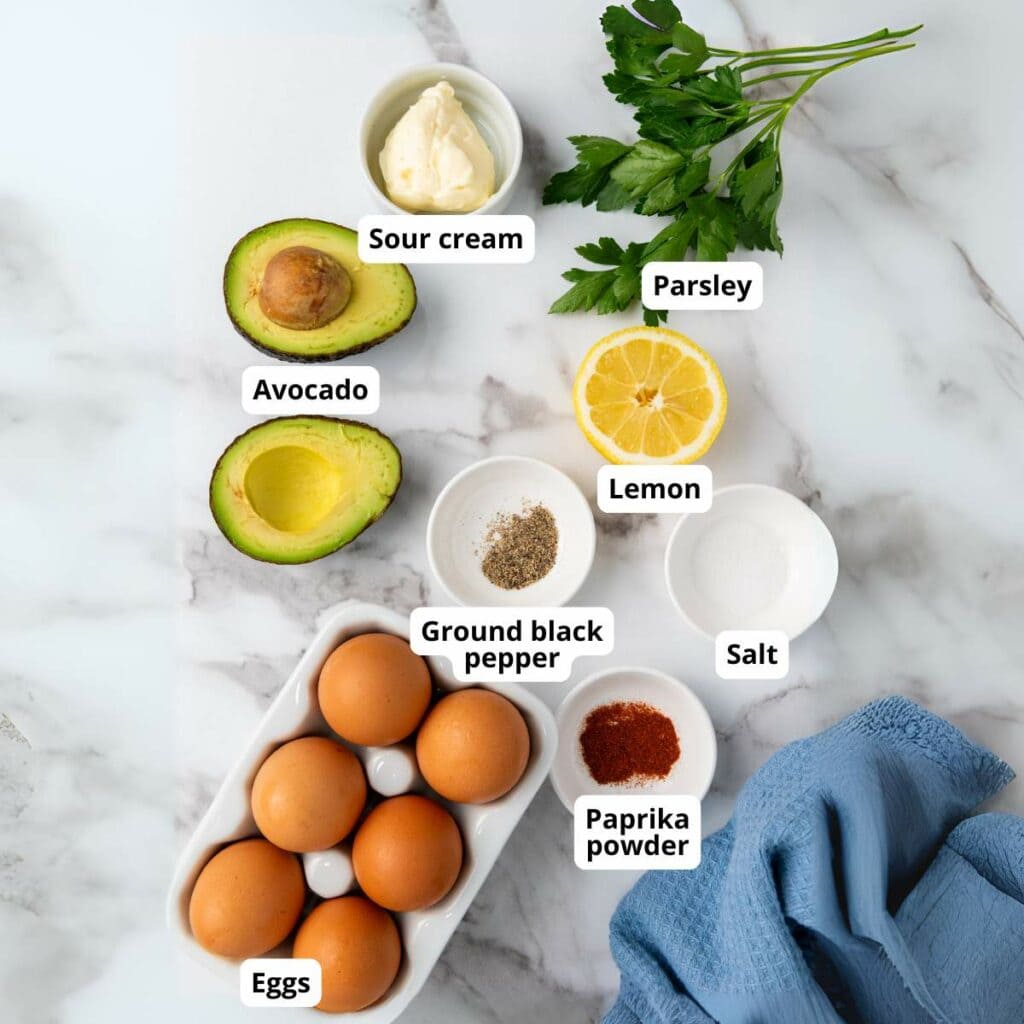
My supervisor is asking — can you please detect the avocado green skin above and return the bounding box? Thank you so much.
[222,218,417,363]
[209,416,403,565]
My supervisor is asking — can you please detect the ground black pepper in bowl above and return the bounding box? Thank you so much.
[480,503,558,590]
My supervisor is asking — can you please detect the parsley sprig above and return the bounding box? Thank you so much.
[544,1,921,323]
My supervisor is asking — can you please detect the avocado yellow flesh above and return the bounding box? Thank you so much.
[224,219,416,361]
[210,417,401,563]
[243,446,343,533]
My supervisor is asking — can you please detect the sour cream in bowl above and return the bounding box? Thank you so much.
[360,63,523,216]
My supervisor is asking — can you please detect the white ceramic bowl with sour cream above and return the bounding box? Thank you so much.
[360,62,523,215]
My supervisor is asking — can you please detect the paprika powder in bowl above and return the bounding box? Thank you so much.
[549,667,717,812]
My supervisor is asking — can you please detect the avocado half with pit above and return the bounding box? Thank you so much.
[224,219,416,361]
[210,417,401,563]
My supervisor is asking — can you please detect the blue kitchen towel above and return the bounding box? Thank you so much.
[604,696,1023,1024]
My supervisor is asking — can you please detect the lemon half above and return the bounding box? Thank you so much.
[573,326,727,464]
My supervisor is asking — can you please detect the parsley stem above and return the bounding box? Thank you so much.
[707,25,921,62]
[778,44,917,104]
[745,68,838,88]
[735,41,916,74]
[726,42,916,190]
[743,45,911,89]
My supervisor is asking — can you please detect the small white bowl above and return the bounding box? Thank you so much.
[665,483,839,640]
[550,666,718,813]
[426,456,596,607]
[360,62,523,215]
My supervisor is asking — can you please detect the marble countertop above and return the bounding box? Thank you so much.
[3,0,1024,1021]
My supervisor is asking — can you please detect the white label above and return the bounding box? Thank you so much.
[597,465,712,514]
[357,215,535,264]
[240,959,322,1007]
[715,630,789,679]
[241,366,380,416]
[410,607,613,683]
[642,261,763,310]
[574,795,701,870]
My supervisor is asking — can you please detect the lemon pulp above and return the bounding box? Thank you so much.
[574,326,727,464]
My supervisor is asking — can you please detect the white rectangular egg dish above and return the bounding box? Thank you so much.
[167,601,557,1021]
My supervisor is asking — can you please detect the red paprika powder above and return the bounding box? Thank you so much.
[579,700,680,785]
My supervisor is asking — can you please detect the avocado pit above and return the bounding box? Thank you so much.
[258,246,352,330]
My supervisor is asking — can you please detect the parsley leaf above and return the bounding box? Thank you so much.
[670,22,706,56]
[642,215,697,262]
[682,66,742,106]
[549,269,618,315]
[602,4,674,42]
[661,22,708,77]
[573,135,633,167]
[574,237,626,265]
[728,135,784,252]
[549,241,648,316]
[636,109,735,149]
[595,179,636,211]
[633,0,682,30]
[610,140,687,196]
[542,135,631,207]
[639,155,710,214]
[688,194,737,261]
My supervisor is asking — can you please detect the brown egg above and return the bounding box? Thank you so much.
[251,736,366,852]
[352,795,463,912]
[293,896,402,1013]
[416,689,530,803]
[318,633,432,746]
[188,838,304,959]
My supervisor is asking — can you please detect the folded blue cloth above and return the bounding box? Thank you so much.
[604,697,1023,1024]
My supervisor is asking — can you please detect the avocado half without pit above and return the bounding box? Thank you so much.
[210,417,402,564]
[224,219,416,361]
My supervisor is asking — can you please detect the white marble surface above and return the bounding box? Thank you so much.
[3,0,1024,1021]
